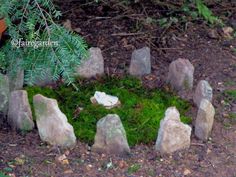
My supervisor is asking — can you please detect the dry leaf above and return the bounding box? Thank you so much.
[64,169,73,174]
[118,160,128,169]
[55,154,69,165]
[222,26,234,39]
[14,157,25,165]
[64,150,70,156]
[74,28,81,33]
[183,168,191,176]
[63,19,73,31]
[8,173,16,177]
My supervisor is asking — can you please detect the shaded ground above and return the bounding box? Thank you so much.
[0,1,236,177]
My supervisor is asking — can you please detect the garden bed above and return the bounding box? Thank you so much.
[26,76,191,146]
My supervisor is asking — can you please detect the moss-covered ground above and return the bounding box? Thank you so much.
[26,76,191,146]
[223,89,236,122]
[224,90,236,101]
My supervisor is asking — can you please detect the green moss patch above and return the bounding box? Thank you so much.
[223,89,236,104]
[224,90,236,100]
[26,76,191,146]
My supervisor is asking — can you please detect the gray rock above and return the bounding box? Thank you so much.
[7,90,34,131]
[34,68,55,86]
[0,73,9,121]
[33,94,76,147]
[92,114,130,156]
[76,47,104,78]
[193,80,213,107]
[167,58,194,91]
[155,107,192,154]
[195,99,215,141]
[129,47,151,76]
[8,70,24,91]
[208,29,219,39]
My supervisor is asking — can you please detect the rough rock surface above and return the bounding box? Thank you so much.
[193,80,213,107]
[34,68,55,86]
[8,70,24,91]
[129,47,151,76]
[76,47,104,78]
[33,94,76,147]
[7,90,34,131]
[0,73,9,121]
[155,107,192,154]
[92,114,130,156]
[167,58,194,91]
[195,99,215,141]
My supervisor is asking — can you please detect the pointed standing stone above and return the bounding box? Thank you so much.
[8,70,24,91]
[193,80,213,107]
[34,68,55,86]
[76,47,104,78]
[0,73,9,122]
[8,90,34,131]
[195,99,215,141]
[129,47,151,77]
[33,94,76,147]
[155,107,192,154]
[92,114,130,156]
[167,58,194,91]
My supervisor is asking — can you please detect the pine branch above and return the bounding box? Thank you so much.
[0,0,88,87]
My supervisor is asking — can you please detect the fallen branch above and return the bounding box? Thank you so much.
[111,32,145,36]
[191,142,205,146]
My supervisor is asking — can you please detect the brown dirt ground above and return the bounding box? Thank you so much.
[0,1,236,177]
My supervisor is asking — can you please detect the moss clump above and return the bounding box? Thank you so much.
[26,76,191,146]
[224,90,236,100]
[223,89,236,105]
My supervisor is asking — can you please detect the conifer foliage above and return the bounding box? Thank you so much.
[0,0,88,86]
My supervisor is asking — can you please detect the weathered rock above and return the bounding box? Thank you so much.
[63,19,73,31]
[167,58,194,91]
[8,70,24,91]
[7,90,34,131]
[33,94,76,147]
[90,91,121,109]
[129,47,151,76]
[0,73,9,121]
[92,114,130,156]
[195,99,215,141]
[155,107,192,154]
[34,68,55,86]
[222,26,234,39]
[76,47,104,78]
[193,80,213,107]
[207,29,219,39]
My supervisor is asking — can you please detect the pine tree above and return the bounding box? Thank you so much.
[0,0,88,86]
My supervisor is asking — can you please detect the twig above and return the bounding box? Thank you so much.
[102,45,118,52]
[151,0,180,9]
[191,142,205,146]
[87,16,112,22]
[111,32,145,36]
[157,47,183,50]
